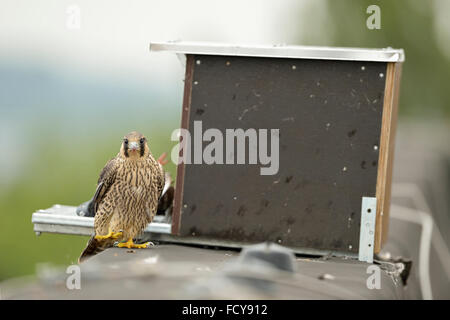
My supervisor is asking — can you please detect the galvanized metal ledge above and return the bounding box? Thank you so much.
[32,205,171,236]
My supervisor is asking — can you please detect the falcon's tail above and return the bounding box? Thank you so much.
[78,236,114,263]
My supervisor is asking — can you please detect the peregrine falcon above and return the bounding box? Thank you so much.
[79,131,165,263]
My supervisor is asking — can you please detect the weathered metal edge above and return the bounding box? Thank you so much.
[149,41,405,62]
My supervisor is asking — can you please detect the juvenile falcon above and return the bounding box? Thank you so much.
[79,131,164,263]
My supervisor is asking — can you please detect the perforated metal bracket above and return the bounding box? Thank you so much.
[358,197,377,263]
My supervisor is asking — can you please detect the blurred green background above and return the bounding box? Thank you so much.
[1,0,449,281]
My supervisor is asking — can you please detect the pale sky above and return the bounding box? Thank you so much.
[1,0,449,189]
[0,0,310,188]
[1,0,449,86]
[0,0,309,88]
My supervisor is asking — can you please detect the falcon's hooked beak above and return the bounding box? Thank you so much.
[128,141,140,151]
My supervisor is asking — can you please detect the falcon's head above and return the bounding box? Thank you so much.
[120,131,149,160]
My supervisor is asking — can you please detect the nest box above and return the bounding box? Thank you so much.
[150,41,404,262]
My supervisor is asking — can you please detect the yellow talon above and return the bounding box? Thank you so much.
[117,238,152,249]
[94,230,123,240]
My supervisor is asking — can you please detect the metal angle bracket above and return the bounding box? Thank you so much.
[358,197,377,263]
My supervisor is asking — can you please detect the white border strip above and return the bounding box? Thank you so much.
[149,41,405,62]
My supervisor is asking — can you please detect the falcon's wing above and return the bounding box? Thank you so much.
[92,157,119,215]
[157,172,174,214]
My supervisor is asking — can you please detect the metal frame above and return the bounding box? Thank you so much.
[150,41,405,62]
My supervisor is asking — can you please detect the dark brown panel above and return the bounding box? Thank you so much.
[175,54,387,254]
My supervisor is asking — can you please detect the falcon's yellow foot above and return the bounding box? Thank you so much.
[94,230,123,240]
[117,239,154,249]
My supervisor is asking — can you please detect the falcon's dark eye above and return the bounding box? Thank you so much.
[140,138,145,144]
[124,139,129,145]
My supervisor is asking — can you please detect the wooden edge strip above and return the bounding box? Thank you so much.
[374,62,402,252]
[171,54,195,235]
[381,63,402,247]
